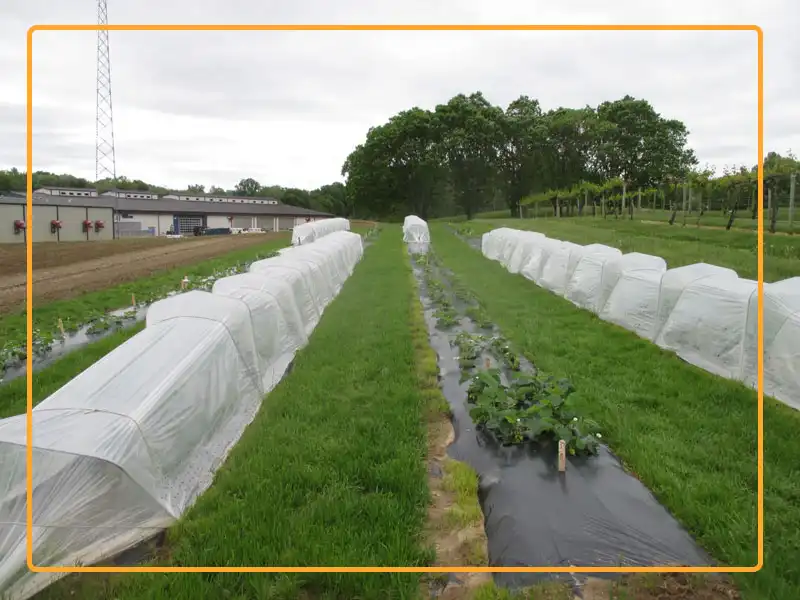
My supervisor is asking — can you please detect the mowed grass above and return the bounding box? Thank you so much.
[634,207,800,235]
[0,323,145,419]
[431,224,800,600]
[477,206,800,234]
[462,217,799,282]
[39,226,431,600]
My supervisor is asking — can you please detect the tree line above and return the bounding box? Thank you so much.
[341,91,791,221]
[0,170,349,217]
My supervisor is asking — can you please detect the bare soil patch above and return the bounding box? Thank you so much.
[0,237,213,276]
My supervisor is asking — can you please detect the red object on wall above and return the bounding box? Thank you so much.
[82,219,93,232]
[50,219,63,234]
[13,220,26,234]
[94,220,105,232]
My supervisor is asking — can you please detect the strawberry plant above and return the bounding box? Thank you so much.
[454,332,486,370]
[466,370,601,455]
[465,305,493,329]
[412,252,430,266]
[489,336,520,370]
[451,223,475,237]
[87,316,113,335]
[433,306,460,329]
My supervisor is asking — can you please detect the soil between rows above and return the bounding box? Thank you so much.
[0,234,286,315]
[0,237,212,275]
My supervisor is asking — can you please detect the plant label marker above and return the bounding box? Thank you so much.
[558,440,567,472]
[484,357,491,370]
[57,318,65,338]
[181,275,189,290]
[131,293,136,306]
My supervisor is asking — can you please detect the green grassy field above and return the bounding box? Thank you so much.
[475,206,800,235]
[633,207,798,234]
[431,222,799,600]
[457,217,799,282]
[37,227,435,600]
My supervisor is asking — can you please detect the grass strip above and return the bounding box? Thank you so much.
[431,223,800,600]
[455,218,798,282]
[473,207,800,235]
[39,225,432,600]
[0,323,145,419]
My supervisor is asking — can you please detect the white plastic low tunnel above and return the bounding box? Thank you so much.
[480,226,800,411]
[0,231,365,600]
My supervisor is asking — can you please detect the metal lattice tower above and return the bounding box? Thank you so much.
[95,0,117,182]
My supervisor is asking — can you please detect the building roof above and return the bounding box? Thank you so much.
[0,194,111,209]
[114,197,331,217]
[165,191,263,200]
[101,188,158,194]
[0,194,333,217]
[35,186,98,192]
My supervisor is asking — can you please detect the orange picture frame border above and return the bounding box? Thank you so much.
[25,23,764,576]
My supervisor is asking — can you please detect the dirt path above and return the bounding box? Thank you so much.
[0,234,285,314]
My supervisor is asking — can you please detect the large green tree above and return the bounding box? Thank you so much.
[594,95,697,187]
[435,92,504,220]
[341,92,702,220]
[234,177,262,197]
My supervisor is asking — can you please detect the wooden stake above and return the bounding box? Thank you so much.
[558,440,567,472]
[57,318,65,337]
[131,293,136,306]
[484,357,491,370]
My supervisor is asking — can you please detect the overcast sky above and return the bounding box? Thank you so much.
[0,0,796,191]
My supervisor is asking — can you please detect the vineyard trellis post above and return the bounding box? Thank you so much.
[622,181,627,211]
[682,184,688,226]
[767,187,773,233]
[790,172,796,232]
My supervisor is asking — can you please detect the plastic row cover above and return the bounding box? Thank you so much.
[481,228,800,410]
[291,217,350,246]
[402,215,431,243]
[0,231,364,600]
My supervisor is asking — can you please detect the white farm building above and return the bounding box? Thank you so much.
[0,187,333,244]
